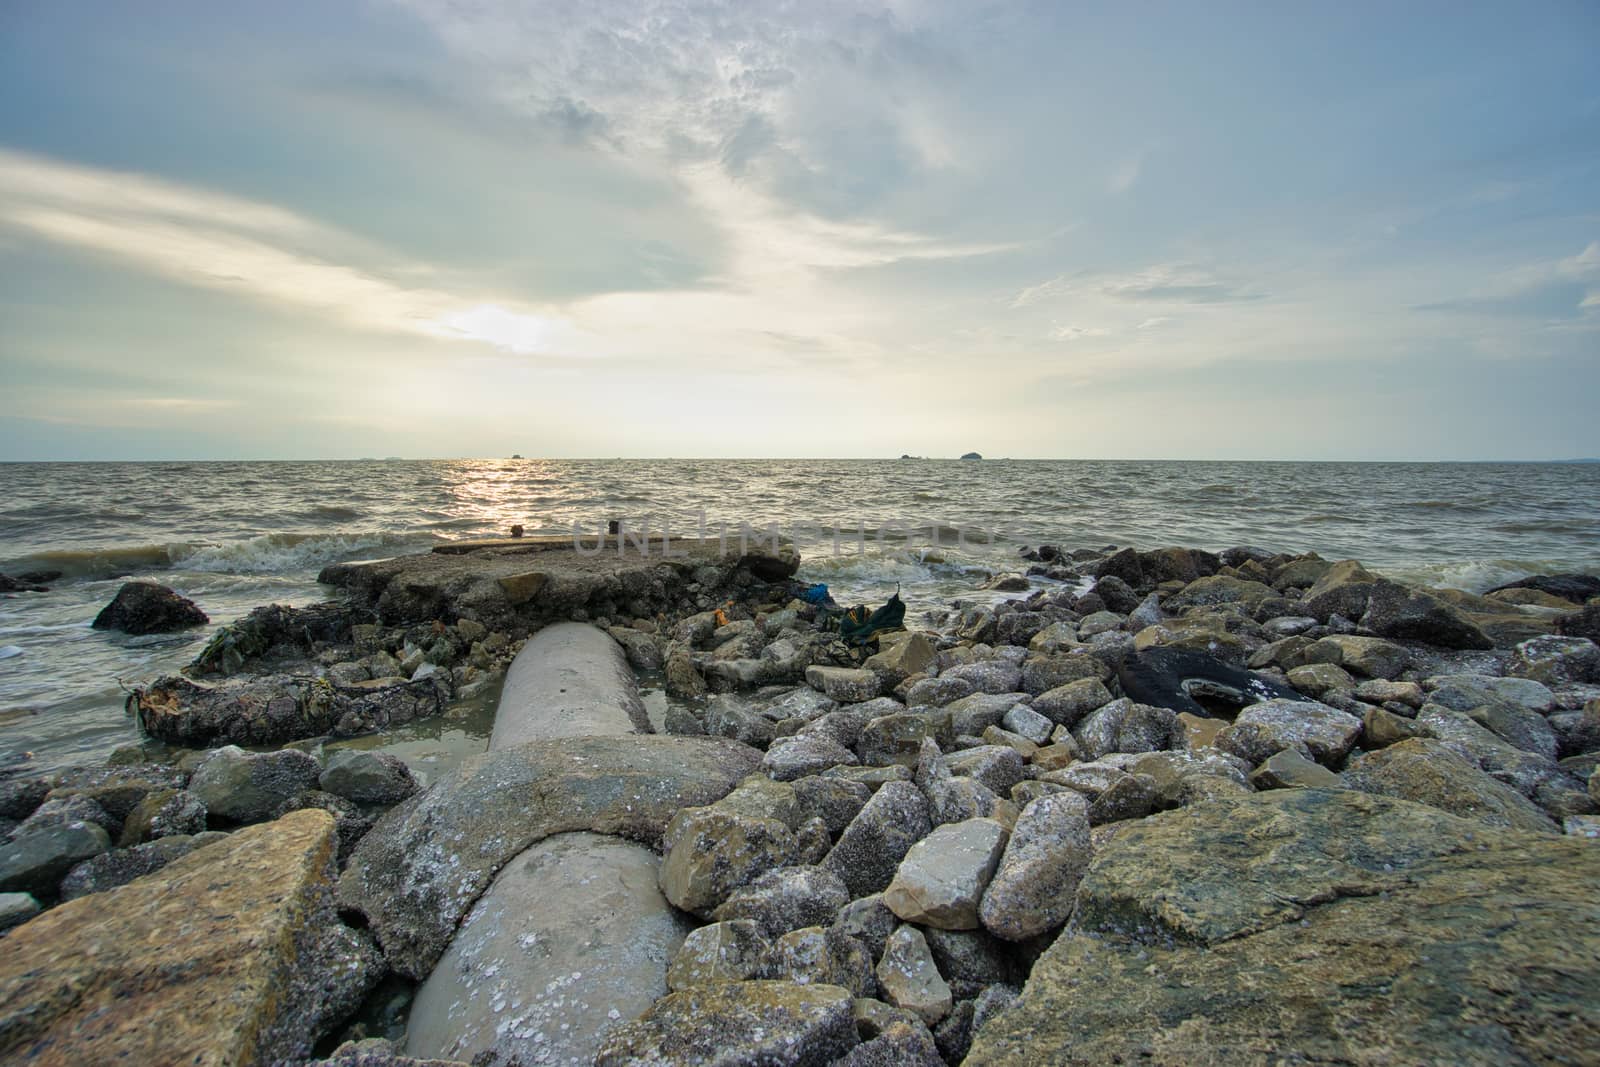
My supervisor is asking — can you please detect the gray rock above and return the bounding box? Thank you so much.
[338,735,760,978]
[704,698,777,747]
[792,775,871,838]
[0,778,50,821]
[318,751,419,806]
[406,832,688,1067]
[1029,678,1113,726]
[1301,634,1411,679]
[768,925,875,997]
[120,789,208,845]
[1362,579,1493,650]
[857,714,935,767]
[595,981,858,1066]
[942,692,1025,738]
[921,929,1019,1000]
[59,834,217,900]
[11,794,116,839]
[1417,704,1562,797]
[941,662,1024,695]
[1019,654,1111,696]
[943,745,1027,797]
[1072,698,1178,759]
[1040,763,1160,825]
[0,822,112,896]
[823,781,933,898]
[833,894,898,961]
[666,919,772,990]
[189,746,322,824]
[713,774,803,829]
[1249,748,1346,790]
[903,675,976,707]
[1000,704,1054,744]
[660,806,800,917]
[0,891,39,932]
[763,734,859,780]
[1215,699,1363,766]
[1426,674,1556,715]
[1508,635,1600,686]
[91,581,208,634]
[875,925,952,1026]
[712,865,852,939]
[979,791,1092,941]
[883,818,1008,929]
[835,1019,943,1067]
[806,666,882,703]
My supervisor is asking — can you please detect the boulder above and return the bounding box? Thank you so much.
[595,981,858,1066]
[965,789,1600,1067]
[875,925,953,1026]
[711,865,852,939]
[1300,560,1378,622]
[1214,699,1363,766]
[338,735,759,978]
[1029,678,1112,726]
[1300,634,1410,679]
[857,713,935,766]
[318,751,419,806]
[405,832,689,1067]
[1249,748,1346,790]
[979,791,1092,942]
[763,734,859,780]
[59,833,224,900]
[658,807,800,918]
[0,892,40,933]
[90,581,208,634]
[1072,698,1178,759]
[806,666,882,703]
[767,925,875,997]
[1508,635,1600,686]
[1362,579,1494,650]
[1342,739,1558,833]
[120,788,207,845]
[0,822,111,897]
[0,810,379,1066]
[666,920,772,990]
[883,818,1009,930]
[188,745,322,824]
[823,781,933,898]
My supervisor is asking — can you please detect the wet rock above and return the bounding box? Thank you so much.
[0,822,111,897]
[979,790,1092,942]
[703,697,777,748]
[136,672,445,746]
[338,735,759,978]
[712,865,852,939]
[965,789,1600,1067]
[862,632,937,682]
[666,919,772,990]
[1166,575,1276,612]
[933,1000,977,1063]
[823,781,933,898]
[806,666,882,703]
[1416,705,1561,797]
[833,894,898,961]
[595,981,858,1066]
[90,580,208,634]
[1555,600,1600,641]
[0,810,380,1066]
[875,925,952,1026]
[318,751,419,806]
[1215,699,1362,766]
[921,928,1018,1000]
[1072,698,1179,759]
[1343,739,1558,833]
[0,778,50,821]
[883,818,1008,930]
[405,832,688,1067]
[1362,579,1494,650]
[1508,634,1600,686]
[660,807,800,917]
[188,745,321,824]
[12,794,116,838]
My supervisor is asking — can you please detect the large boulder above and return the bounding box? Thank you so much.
[405,832,690,1067]
[188,745,322,824]
[822,780,933,898]
[90,581,208,635]
[0,810,380,1066]
[337,735,760,978]
[1362,579,1494,650]
[595,981,857,1066]
[882,818,1009,930]
[966,789,1600,1066]
[979,791,1092,942]
[1342,739,1558,834]
[1214,699,1363,766]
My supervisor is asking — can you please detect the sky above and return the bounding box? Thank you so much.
[1,1,1597,461]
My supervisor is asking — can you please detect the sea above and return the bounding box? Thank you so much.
[2,458,1597,777]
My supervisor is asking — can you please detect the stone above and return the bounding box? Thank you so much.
[875,925,953,1026]
[1362,705,1429,748]
[90,580,208,634]
[1166,575,1276,611]
[1046,763,1160,824]
[763,734,859,780]
[1121,749,1252,806]
[941,661,1024,696]
[768,925,875,997]
[806,666,882,703]
[0,778,50,821]
[1019,653,1111,696]
[405,832,688,1067]
[903,674,976,707]
[703,698,777,747]
[1215,698,1363,766]
[318,750,419,806]
[120,788,209,845]
[338,735,759,978]
[1249,748,1346,790]
[1354,678,1425,707]
[835,1019,943,1067]
[883,818,1008,929]
[1556,600,1600,641]
[1417,705,1561,797]
[1362,579,1494,649]
[965,789,1600,1067]
[862,631,937,680]
[1286,661,1355,697]
[942,692,1024,738]
[187,745,322,824]
[1176,711,1225,752]
[792,776,872,837]
[833,894,898,961]
[1426,673,1556,714]
[944,745,1027,797]
[823,781,933,898]
[0,822,111,897]
[1000,703,1054,744]
[0,810,379,1066]
[1300,559,1378,622]
[1301,634,1410,679]
[856,714,934,767]
[0,891,40,932]
[712,865,852,939]
[659,807,800,917]
[1508,635,1600,686]
[1342,739,1557,833]
[11,794,116,838]
[595,981,858,1066]
[666,920,772,990]
[1072,698,1178,759]
[979,791,1092,942]
[59,833,222,900]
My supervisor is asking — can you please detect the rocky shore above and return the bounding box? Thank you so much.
[2,538,1599,1065]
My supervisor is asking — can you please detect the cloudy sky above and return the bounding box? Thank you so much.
[1,1,1596,461]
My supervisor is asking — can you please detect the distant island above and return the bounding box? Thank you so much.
[961,451,983,460]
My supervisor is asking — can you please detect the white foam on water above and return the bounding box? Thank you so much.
[179,530,442,575]
[1387,558,1562,595]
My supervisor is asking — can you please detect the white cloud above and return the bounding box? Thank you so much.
[0,148,554,354]
[1108,156,1142,194]
[1136,316,1172,329]
[1050,323,1110,342]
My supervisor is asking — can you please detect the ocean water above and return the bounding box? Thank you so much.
[2,458,1597,772]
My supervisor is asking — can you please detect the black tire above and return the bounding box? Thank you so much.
[1117,647,1300,718]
